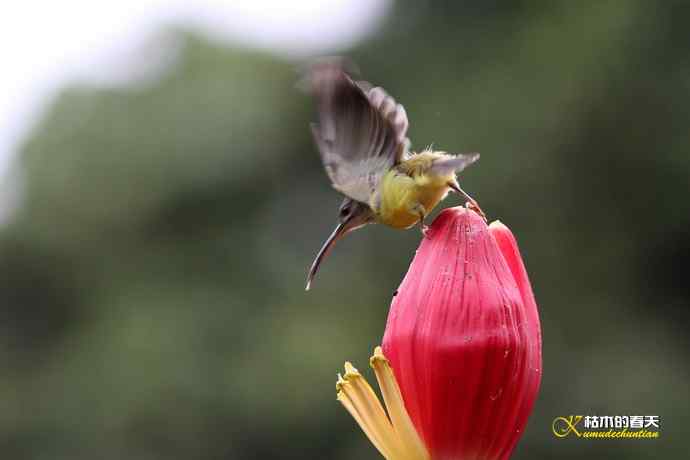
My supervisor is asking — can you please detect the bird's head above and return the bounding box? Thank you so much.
[306,198,375,290]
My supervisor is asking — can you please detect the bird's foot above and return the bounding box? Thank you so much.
[411,204,429,238]
[466,200,487,221]
[448,181,487,221]
[419,214,429,237]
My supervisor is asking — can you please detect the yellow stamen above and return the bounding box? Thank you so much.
[336,348,430,460]
[337,364,396,458]
[370,347,430,460]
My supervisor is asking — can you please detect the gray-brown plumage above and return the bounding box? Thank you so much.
[304,59,482,290]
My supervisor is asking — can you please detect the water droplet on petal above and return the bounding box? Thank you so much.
[489,387,503,401]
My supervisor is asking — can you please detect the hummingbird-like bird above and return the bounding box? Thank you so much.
[305,60,482,290]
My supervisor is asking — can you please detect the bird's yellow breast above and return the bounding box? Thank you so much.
[372,152,456,229]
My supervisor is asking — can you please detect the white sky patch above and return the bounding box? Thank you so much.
[0,0,391,221]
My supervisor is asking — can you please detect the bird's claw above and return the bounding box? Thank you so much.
[448,181,487,221]
[466,200,487,222]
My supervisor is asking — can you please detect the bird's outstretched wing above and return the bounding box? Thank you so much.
[306,60,410,204]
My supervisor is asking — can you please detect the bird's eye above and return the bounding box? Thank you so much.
[339,206,350,218]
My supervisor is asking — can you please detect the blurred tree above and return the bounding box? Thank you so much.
[1,2,689,459]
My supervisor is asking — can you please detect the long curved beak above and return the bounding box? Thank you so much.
[305,221,349,291]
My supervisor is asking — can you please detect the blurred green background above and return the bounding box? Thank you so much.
[2,1,689,459]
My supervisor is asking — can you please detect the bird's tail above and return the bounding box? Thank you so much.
[430,153,480,175]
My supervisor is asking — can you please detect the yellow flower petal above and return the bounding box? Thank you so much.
[336,349,430,460]
[370,347,429,460]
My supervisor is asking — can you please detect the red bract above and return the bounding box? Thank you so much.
[382,207,542,460]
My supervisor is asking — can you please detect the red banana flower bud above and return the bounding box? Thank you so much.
[337,207,542,460]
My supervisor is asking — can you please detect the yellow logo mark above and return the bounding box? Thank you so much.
[552,415,583,438]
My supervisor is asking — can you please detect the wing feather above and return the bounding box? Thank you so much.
[306,61,410,203]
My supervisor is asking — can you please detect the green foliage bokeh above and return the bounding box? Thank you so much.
[1,2,689,459]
